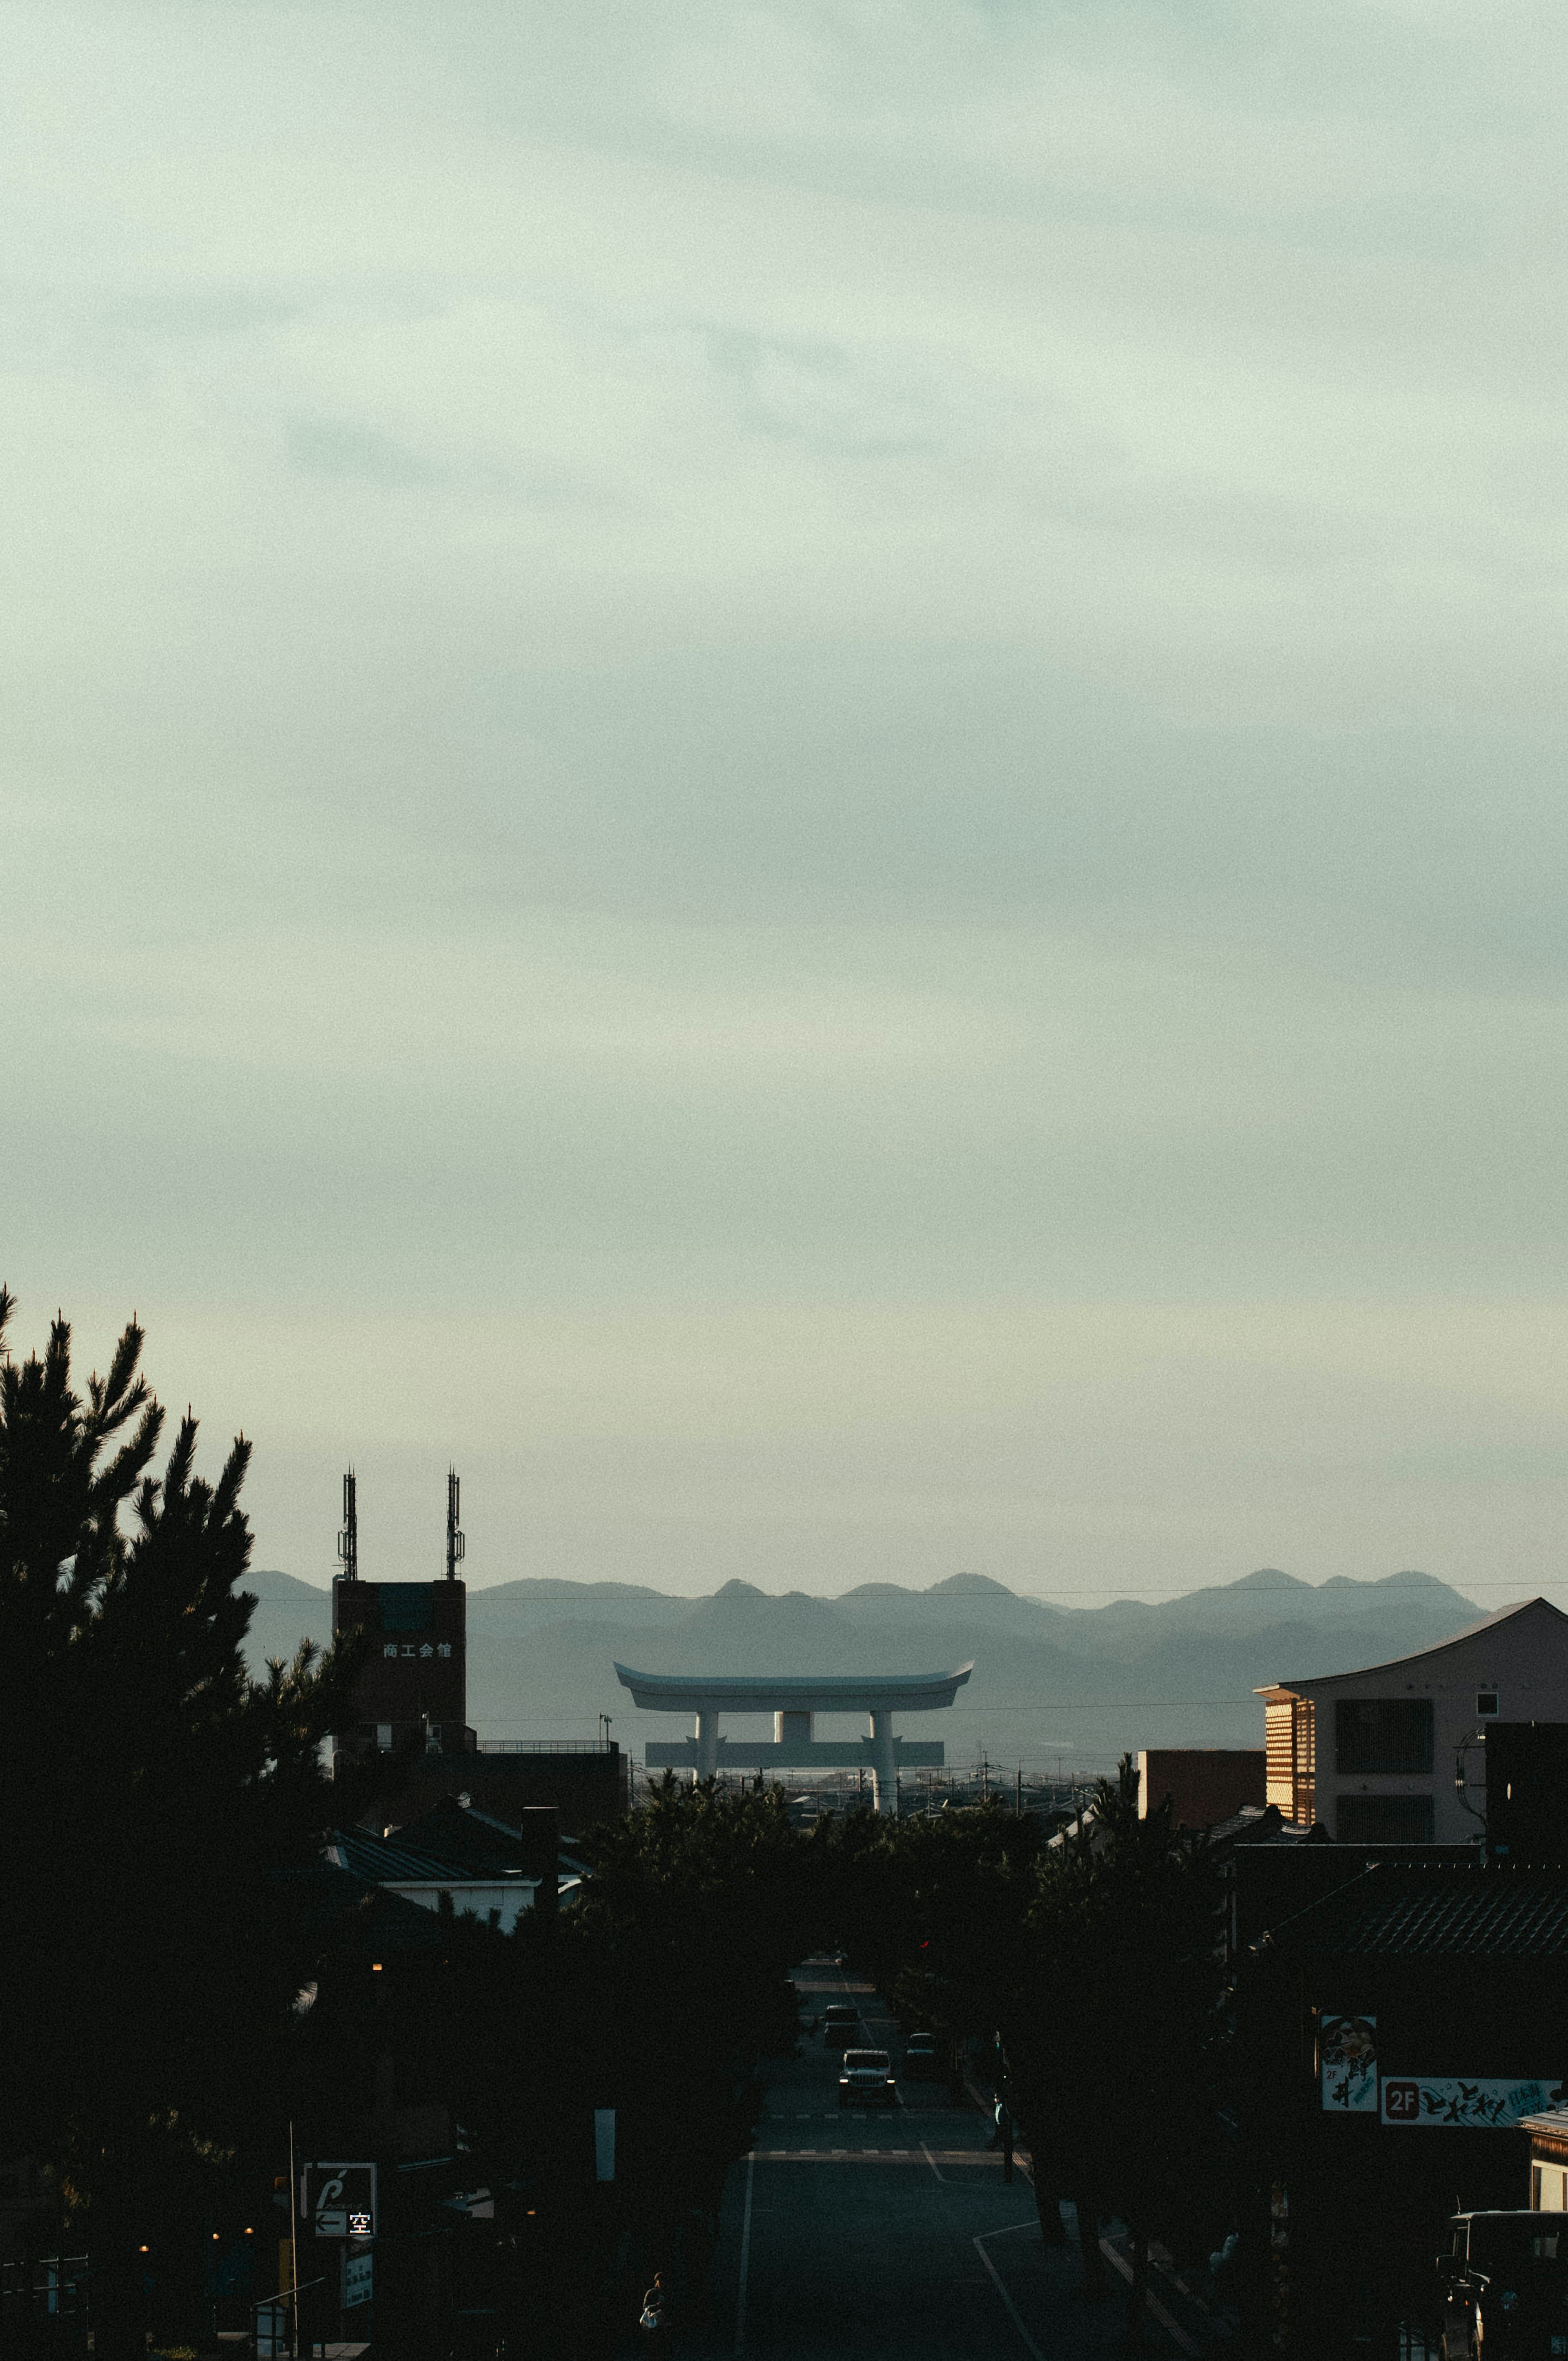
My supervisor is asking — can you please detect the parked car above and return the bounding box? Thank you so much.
[1439,2211,1568,2359]
[840,2050,898,2108]
[822,2005,860,2049]
[901,2032,945,2081]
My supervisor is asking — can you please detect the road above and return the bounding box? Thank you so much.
[673,1960,1199,2361]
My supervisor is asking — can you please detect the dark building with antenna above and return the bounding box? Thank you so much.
[329,1470,628,1824]
[332,1470,473,1758]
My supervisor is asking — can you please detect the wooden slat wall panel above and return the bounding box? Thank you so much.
[1265,1698,1296,1815]
[1294,1697,1316,1827]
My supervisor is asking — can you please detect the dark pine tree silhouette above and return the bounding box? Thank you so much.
[0,1290,365,2358]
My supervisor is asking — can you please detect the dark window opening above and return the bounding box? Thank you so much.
[1477,1691,1499,1717]
[379,1584,435,1634]
[1335,1697,1434,1775]
[1335,1793,1436,1843]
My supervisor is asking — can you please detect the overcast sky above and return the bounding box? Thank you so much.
[5,2,1568,1604]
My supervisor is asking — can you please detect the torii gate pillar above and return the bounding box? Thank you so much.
[868,1710,898,1815]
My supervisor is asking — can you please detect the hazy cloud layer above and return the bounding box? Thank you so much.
[4,3,1568,1601]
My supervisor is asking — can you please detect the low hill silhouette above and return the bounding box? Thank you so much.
[242,1564,1483,1773]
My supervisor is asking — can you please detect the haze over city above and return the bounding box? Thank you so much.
[7,3,1568,1608]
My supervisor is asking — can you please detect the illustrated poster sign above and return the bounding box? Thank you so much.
[1321,2015,1377,2112]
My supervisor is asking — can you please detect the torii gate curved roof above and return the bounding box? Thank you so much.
[612,1662,974,1714]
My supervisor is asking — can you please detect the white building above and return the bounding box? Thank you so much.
[1256,1596,1568,1843]
[325,1827,542,1931]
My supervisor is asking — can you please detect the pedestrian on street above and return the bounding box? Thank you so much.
[639,2271,671,2351]
[993,2098,1014,2185]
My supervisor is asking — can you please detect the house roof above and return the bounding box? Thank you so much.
[1255,1596,1568,1700]
[328,1826,537,1889]
[286,1860,449,1955]
[391,1796,551,1874]
[1282,1866,1568,1961]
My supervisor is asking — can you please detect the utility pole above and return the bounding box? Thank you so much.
[287,2119,299,2361]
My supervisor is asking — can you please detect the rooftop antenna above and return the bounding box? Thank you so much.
[336,1469,358,1583]
[445,1468,465,1583]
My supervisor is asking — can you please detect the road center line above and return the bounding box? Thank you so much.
[972,2233,1048,2361]
[733,2152,754,2359]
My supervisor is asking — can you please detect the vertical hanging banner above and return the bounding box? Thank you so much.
[1320,2016,1377,2112]
[594,2109,616,2183]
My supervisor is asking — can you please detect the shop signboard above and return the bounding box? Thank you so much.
[1381,2077,1555,2128]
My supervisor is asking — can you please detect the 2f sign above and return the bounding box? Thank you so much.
[303,2163,376,2239]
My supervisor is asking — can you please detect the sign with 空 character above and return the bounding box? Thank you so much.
[302,2163,376,2239]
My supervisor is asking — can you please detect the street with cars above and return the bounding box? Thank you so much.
[668,1959,1205,2361]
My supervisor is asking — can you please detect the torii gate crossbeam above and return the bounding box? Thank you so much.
[612,1662,974,1815]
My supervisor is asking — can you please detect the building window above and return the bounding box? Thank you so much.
[376,1723,393,1751]
[1335,1697,1434,1776]
[379,1584,436,1635]
[1335,1793,1435,1842]
[1477,1691,1499,1717]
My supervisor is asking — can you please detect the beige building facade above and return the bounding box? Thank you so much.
[1257,1597,1568,1843]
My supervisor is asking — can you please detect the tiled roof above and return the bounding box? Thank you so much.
[330,1826,533,1888]
[285,1861,448,1953]
[393,1799,543,1873]
[1315,1869,1568,1959]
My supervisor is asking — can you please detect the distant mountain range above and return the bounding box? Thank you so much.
[241,1565,1488,1773]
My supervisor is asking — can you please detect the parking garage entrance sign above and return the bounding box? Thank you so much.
[303,2163,376,2238]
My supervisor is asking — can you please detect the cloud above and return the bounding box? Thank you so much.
[4,1,1568,1596]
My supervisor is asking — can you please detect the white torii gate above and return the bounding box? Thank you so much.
[612,1661,974,1815]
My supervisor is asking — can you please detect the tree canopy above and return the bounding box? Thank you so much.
[0,1292,363,2354]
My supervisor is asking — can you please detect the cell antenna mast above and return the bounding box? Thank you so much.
[445,1468,465,1582]
[337,1469,358,1582]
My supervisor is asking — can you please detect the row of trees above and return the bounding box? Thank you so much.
[2,1292,1229,2359]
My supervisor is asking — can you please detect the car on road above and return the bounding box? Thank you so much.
[1439,2211,1568,2359]
[822,2005,860,2049]
[840,2049,898,2107]
[901,2032,945,2080]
